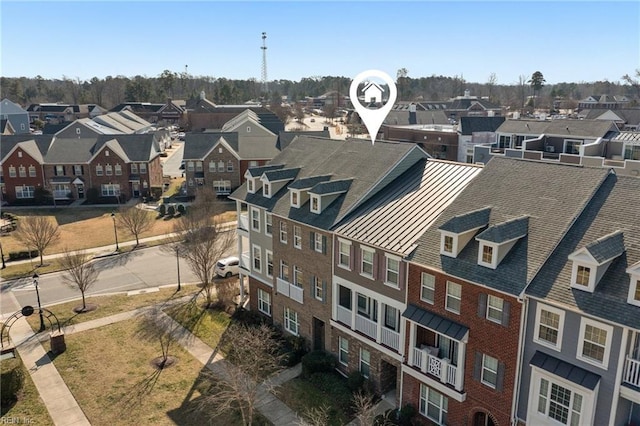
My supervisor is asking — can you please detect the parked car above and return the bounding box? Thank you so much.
[215,256,240,278]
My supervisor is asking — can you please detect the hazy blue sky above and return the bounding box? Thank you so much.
[1,1,638,84]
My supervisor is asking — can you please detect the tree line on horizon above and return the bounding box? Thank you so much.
[1,69,638,112]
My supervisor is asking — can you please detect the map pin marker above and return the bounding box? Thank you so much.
[349,70,397,145]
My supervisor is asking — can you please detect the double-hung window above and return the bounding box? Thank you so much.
[339,337,349,365]
[250,208,260,232]
[537,378,583,425]
[252,245,261,272]
[419,385,448,425]
[534,305,564,350]
[257,289,271,316]
[293,225,302,249]
[486,295,504,323]
[338,240,351,269]
[385,255,400,287]
[361,248,374,278]
[279,222,288,244]
[421,272,435,304]
[446,281,462,314]
[284,308,299,335]
[577,318,612,367]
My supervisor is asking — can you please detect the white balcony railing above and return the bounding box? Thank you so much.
[624,356,640,388]
[53,190,68,199]
[381,327,400,351]
[276,278,303,304]
[240,252,250,270]
[410,346,458,388]
[355,315,377,340]
[276,278,290,297]
[238,213,248,231]
[337,305,352,325]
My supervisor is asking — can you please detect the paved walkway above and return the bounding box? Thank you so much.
[5,291,302,426]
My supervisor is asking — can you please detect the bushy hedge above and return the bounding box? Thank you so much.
[8,250,40,261]
[301,350,336,379]
[374,404,416,426]
[281,335,308,367]
[0,364,24,405]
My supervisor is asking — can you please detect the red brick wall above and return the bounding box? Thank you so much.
[88,147,132,199]
[404,263,520,426]
[1,149,45,203]
[240,160,269,183]
[247,276,273,321]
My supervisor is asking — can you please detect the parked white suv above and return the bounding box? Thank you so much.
[215,256,240,278]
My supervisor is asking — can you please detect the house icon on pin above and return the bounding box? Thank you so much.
[362,82,384,104]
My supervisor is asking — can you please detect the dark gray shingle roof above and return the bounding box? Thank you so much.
[287,175,332,190]
[310,179,352,195]
[263,168,300,182]
[476,216,529,244]
[459,116,506,135]
[183,132,238,159]
[439,207,491,233]
[585,231,625,264]
[246,164,284,178]
[410,157,611,296]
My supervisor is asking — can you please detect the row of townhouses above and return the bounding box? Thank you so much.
[230,135,640,426]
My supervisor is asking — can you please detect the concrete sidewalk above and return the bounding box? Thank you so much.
[5,291,303,426]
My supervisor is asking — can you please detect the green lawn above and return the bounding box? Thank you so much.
[164,300,232,351]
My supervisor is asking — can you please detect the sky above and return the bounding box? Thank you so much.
[1,1,638,85]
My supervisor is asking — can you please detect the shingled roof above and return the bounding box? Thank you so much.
[410,157,611,296]
[439,207,491,234]
[476,216,529,244]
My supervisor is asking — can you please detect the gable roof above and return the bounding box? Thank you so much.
[231,136,427,230]
[476,216,529,244]
[1,135,53,162]
[459,116,506,135]
[96,134,160,162]
[44,137,100,163]
[335,159,482,256]
[287,175,332,190]
[246,164,284,178]
[277,130,330,151]
[0,98,28,115]
[263,167,300,182]
[183,132,239,160]
[410,157,611,296]
[527,174,640,328]
[583,231,625,264]
[439,207,491,234]
[310,179,352,195]
[496,119,618,139]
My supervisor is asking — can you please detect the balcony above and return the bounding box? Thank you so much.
[381,327,400,351]
[240,252,250,270]
[411,346,458,389]
[355,314,377,340]
[337,305,351,326]
[624,357,640,388]
[334,305,401,352]
[238,213,248,231]
[277,278,303,304]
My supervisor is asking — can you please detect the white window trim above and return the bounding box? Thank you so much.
[265,213,273,237]
[314,276,323,301]
[570,261,597,292]
[419,384,448,425]
[265,250,273,278]
[257,288,271,316]
[360,246,375,279]
[279,222,287,244]
[359,348,370,378]
[339,336,349,366]
[486,294,504,324]
[310,194,321,214]
[337,238,352,270]
[533,303,565,351]
[290,190,300,208]
[252,244,262,273]
[263,182,271,198]
[247,178,256,194]
[440,231,458,258]
[477,241,498,269]
[250,207,261,233]
[576,317,613,369]
[420,272,435,305]
[627,274,640,307]
[481,354,499,389]
[384,253,401,288]
[314,232,323,253]
[284,308,299,336]
[445,281,461,315]
[293,225,302,249]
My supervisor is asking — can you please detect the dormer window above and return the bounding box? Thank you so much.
[569,231,624,293]
[263,182,271,197]
[626,262,640,307]
[443,235,454,254]
[310,195,320,213]
[438,207,491,258]
[475,216,529,270]
[481,245,494,264]
[247,179,255,193]
[291,190,299,208]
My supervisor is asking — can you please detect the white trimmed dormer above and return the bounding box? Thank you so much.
[475,216,529,269]
[287,175,332,209]
[627,261,640,307]
[438,207,491,258]
[569,230,625,293]
[308,179,352,215]
[244,164,284,195]
[260,167,300,199]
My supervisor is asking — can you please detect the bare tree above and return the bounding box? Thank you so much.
[300,405,330,426]
[117,204,154,246]
[352,391,377,426]
[199,323,285,426]
[622,69,640,98]
[14,216,60,266]
[59,249,100,312]
[487,72,497,102]
[170,187,235,308]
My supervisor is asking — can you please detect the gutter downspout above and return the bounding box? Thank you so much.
[511,293,528,426]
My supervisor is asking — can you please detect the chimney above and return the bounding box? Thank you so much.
[409,103,417,125]
[464,89,471,98]
[200,90,206,100]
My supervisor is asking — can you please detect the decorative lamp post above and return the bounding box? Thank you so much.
[175,246,181,291]
[33,273,45,332]
[110,212,119,251]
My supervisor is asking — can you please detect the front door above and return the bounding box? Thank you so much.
[312,317,325,351]
[77,185,84,199]
[132,183,140,198]
[472,412,496,426]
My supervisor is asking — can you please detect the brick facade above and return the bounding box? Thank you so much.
[1,148,45,203]
[185,143,241,197]
[403,263,521,426]
[271,216,333,352]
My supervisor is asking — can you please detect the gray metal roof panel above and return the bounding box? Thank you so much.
[402,304,469,341]
[439,207,491,233]
[336,160,482,255]
[530,351,600,390]
[476,216,529,244]
[410,157,611,295]
[585,230,625,264]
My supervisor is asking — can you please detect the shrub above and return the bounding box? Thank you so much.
[158,204,166,217]
[8,250,40,261]
[177,204,186,215]
[232,307,269,326]
[301,350,336,379]
[86,187,100,204]
[167,204,176,216]
[281,335,308,367]
[374,404,416,426]
[0,365,24,404]
[347,370,365,393]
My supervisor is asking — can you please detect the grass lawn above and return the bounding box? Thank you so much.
[276,372,355,426]
[164,300,232,351]
[0,353,54,425]
[25,286,202,333]
[52,318,230,425]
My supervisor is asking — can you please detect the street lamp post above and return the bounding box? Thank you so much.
[110,212,119,251]
[33,273,45,332]
[175,246,181,291]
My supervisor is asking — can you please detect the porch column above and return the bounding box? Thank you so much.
[408,321,416,365]
[375,303,382,344]
[455,340,465,391]
[351,287,357,329]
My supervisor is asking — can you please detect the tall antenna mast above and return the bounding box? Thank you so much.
[261,32,268,94]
